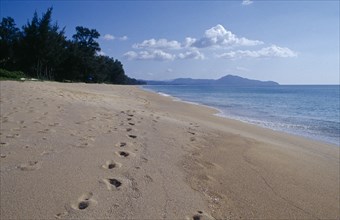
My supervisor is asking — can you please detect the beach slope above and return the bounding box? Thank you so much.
[0,81,338,219]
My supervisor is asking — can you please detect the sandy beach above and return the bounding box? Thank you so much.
[0,81,339,219]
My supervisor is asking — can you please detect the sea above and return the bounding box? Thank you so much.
[143,85,340,146]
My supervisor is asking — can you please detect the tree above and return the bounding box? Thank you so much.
[92,55,127,84]
[0,17,20,69]
[0,7,143,85]
[19,11,39,77]
[72,26,100,55]
[20,7,67,80]
[71,26,100,81]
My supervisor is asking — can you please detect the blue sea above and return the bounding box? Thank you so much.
[143,85,340,146]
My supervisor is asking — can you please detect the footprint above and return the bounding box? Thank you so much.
[193,215,201,220]
[6,134,19,138]
[117,151,130,157]
[128,123,135,126]
[102,178,124,190]
[190,123,200,128]
[38,128,50,134]
[71,192,97,211]
[108,179,122,188]
[1,153,8,158]
[55,211,68,219]
[0,142,9,147]
[188,211,214,220]
[116,142,127,148]
[78,201,89,210]
[48,122,59,127]
[141,156,148,163]
[144,175,153,183]
[2,118,9,123]
[128,135,137,139]
[17,161,41,171]
[102,160,121,169]
[127,118,132,121]
[126,128,132,132]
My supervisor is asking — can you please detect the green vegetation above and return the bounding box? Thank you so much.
[0,68,26,80]
[0,7,143,84]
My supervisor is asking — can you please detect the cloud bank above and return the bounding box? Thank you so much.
[103,34,128,41]
[133,38,181,50]
[217,45,297,59]
[178,50,205,60]
[124,49,204,61]
[123,24,296,61]
[124,50,175,61]
[191,24,263,48]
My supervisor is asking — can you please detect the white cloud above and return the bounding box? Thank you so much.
[242,0,253,5]
[183,37,197,48]
[119,36,128,41]
[124,25,297,62]
[166,68,173,73]
[124,49,176,61]
[103,34,128,41]
[178,50,205,60]
[123,51,138,60]
[193,24,263,48]
[217,45,297,59]
[103,34,115,40]
[133,38,181,50]
[123,49,205,61]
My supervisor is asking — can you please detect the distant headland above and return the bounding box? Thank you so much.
[145,75,279,86]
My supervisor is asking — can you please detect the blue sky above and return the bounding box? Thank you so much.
[1,0,339,84]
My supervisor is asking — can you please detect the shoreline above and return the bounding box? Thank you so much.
[1,81,339,219]
[141,85,339,146]
[142,86,338,151]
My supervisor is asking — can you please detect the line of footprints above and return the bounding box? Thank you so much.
[104,111,137,191]
[58,110,211,220]
[65,110,138,215]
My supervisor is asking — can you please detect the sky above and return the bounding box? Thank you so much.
[1,0,339,84]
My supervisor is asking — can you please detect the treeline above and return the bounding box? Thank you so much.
[0,7,143,84]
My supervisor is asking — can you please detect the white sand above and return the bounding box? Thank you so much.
[0,81,338,219]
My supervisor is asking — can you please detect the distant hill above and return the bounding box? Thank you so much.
[145,75,279,86]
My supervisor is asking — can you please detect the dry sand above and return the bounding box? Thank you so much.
[0,81,339,219]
